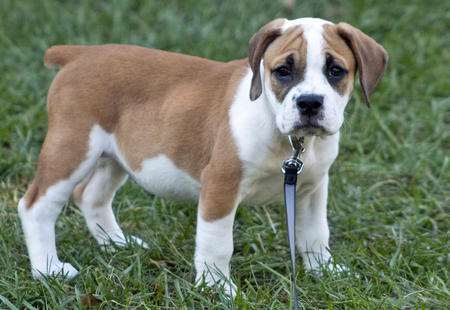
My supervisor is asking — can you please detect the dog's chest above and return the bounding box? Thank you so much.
[237,149,287,205]
[237,136,339,205]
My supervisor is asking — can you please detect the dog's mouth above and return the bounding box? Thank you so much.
[290,122,330,136]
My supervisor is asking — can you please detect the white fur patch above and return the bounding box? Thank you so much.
[229,69,277,165]
[229,69,287,204]
[195,209,238,296]
[129,154,201,203]
[281,17,332,32]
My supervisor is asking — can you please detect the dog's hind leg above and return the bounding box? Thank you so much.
[73,157,148,249]
[18,125,108,279]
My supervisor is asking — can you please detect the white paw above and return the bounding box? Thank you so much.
[98,234,149,250]
[322,262,348,275]
[195,270,238,299]
[218,279,238,299]
[328,263,348,274]
[32,261,79,279]
[128,235,149,249]
[308,260,350,277]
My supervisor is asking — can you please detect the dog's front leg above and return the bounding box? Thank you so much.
[295,176,333,272]
[194,166,239,297]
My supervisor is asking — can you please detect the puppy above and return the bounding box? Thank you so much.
[18,17,388,295]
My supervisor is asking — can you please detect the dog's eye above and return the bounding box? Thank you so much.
[328,65,344,77]
[276,66,290,76]
[327,64,346,84]
[273,66,292,81]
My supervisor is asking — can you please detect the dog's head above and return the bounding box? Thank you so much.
[248,18,388,136]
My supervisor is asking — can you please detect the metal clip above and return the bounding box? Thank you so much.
[281,136,305,175]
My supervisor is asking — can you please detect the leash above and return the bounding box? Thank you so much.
[281,136,305,310]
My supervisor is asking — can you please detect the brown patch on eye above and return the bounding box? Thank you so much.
[322,24,356,96]
[263,26,307,102]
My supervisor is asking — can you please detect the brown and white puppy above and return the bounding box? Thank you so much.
[18,18,387,295]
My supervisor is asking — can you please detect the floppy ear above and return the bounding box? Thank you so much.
[337,22,388,107]
[248,20,283,101]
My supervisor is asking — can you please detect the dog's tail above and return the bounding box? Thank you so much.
[44,45,89,68]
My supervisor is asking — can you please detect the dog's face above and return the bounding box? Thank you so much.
[248,18,388,136]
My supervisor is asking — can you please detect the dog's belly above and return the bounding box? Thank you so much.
[128,154,201,203]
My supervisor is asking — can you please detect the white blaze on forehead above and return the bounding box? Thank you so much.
[283,18,332,84]
[281,17,332,33]
[282,17,332,94]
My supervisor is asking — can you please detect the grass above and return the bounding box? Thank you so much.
[0,0,448,308]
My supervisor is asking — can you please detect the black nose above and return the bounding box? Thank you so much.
[296,94,324,116]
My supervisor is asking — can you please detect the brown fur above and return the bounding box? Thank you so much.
[335,23,388,107]
[323,24,357,95]
[248,18,285,100]
[25,45,245,222]
[72,170,94,205]
[263,25,307,102]
[24,115,91,208]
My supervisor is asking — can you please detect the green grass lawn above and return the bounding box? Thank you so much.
[0,0,448,308]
